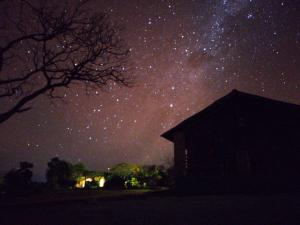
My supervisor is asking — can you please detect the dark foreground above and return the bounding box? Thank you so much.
[1,190,300,225]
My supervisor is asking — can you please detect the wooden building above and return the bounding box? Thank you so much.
[161,90,300,193]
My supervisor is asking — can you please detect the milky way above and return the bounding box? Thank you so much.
[0,0,299,180]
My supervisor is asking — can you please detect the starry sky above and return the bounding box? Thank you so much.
[0,0,299,180]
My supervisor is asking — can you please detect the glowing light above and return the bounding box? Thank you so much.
[75,177,86,188]
[99,177,105,187]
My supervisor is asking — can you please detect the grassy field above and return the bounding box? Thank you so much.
[1,190,300,225]
[0,189,154,207]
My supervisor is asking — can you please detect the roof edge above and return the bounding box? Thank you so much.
[161,89,300,142]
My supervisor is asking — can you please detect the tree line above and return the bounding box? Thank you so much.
[0,157,174,195]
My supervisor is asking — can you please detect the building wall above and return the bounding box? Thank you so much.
[176,96,300,181]
[171,94,300,192]
[185,101,237,177]
[235,97,300,177]
[173,131,186,178]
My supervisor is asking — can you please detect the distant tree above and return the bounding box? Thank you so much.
[71,162,87,180]
[160,155,175,187]
[164,165,175,187]
[46,157,73,189]
[108,163,141,180]
[104,175,124,189]
[105,163,168,189]
[105,163,141,189]
[0,0,131,124]
[139,165,168,188]
[3,161,34,193]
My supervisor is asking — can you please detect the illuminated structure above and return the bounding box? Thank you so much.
[162,90,300,193]
[75,176,105,189]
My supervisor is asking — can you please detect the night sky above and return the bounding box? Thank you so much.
[0,0,299,180]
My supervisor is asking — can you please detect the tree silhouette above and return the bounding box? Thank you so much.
[0,0,131,123]
[46,157,73,189]
[4,161,34,192]
[71,162,87,180]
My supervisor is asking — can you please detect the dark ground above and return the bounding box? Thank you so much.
[1,190,300,225]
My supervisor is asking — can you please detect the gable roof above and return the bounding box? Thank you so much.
[161,89,300,142]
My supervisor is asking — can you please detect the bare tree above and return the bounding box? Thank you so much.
[0,0,131,124]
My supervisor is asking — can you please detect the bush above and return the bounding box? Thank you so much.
[104,163,170,189]
[104,176,124,189]
[3,161,34,194]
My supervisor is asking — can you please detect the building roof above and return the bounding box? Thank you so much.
[161,89,300,142]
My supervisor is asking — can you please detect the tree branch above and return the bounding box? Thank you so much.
[0,0,132,124]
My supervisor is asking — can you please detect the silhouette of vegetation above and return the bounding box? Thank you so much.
[3,161,34,194]
[71,162,87,180]
[45,159,106,190]
[1,158,171,194]
[0,0,131,124]
[46,157,74,189]
[105,163,169,189]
